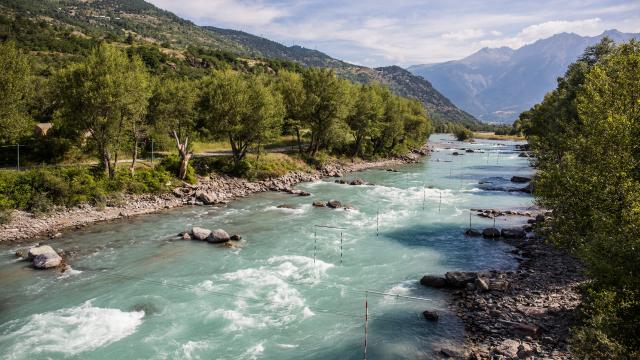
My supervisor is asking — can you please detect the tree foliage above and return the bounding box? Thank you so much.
[0,41,33,144]
[522,38,640,358]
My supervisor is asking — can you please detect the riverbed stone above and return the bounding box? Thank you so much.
[191,227,211,241]
[313,200,327,207]
[33,252,62,269]
[445,271,477,288]
[493,339,520,358]
[208,229,230,243]
[422,310,439,321]
[511,176,532,183]
[27,245,57,260]
[465,228,482,237]
[420,275,447,288]
[327,199,342,209]
[482,228,501,238]
[349,178,365,186]
[501,227,525,239]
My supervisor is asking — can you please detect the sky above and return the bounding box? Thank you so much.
[147,0,640,67]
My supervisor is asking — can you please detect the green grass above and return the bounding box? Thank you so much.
[473,132,525,141]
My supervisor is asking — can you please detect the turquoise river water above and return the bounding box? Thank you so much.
[0,134,534,359]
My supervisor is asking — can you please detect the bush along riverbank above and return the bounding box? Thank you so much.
[420,214,587,359]
[0,145,429,243]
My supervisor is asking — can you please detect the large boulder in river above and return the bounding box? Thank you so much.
[327,199,342,209]
[349,178,366,186]
[482,228,501,239]
[191,227,212,241]
[420,275,447,288]
[501,227,525,239]
[27,245,57,261]
[465,228,482,237]
[208,229,230,243]
[33,252,62,269]
[445,271,477,288]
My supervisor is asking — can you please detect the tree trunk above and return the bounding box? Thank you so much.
[173,131,192,180]
[353,135,363,158]
[102,150,111,178]
[295,127,303,154]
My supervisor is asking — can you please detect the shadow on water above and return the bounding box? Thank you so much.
[382,224,517,271]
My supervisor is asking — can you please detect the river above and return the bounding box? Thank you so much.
[0,134,534,359]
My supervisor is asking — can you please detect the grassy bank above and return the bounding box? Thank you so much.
[473,132,525,141]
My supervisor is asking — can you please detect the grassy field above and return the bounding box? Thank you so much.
[191,135,302,154]
[473,132,525,141]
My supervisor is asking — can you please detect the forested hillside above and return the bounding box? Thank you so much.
[519,38,640,358]
[0,0,480,129]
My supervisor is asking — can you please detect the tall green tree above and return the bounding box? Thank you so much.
[199,70,284,168]
[302,68,350,157]
[0,42,33,145]
[276,70,307,154]
[347,84,384,157]
[148,77,198,179]
[54,43,152,178]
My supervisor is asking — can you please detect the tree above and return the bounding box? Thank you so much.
[0,42,33,145]
[527,39,640,357]
[54,43,152,178]
[148,78,198,179]
[347,84,384,157]
[276,70,306,154]
[199,70,284,169]
[302,68,350,157]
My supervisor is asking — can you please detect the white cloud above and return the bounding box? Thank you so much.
[442,29,486,41]
[479,18,604,48]
[149,0,288,26]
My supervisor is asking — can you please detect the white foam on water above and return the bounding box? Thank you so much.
[57,266,83,279]
[244,342,265,360]
[0,300,144,359]
[276,343,299,349]
[210,309,264,331]
[175,340,212,360]
[264,205,307,215]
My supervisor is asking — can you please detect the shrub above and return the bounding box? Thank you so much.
[159,155,197,184]
[454,127,473,141]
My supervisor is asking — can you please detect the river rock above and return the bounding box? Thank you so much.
[327,199,342,209]
[511,176,532,183]
[493,339,520,358]
[191,227,211,241]
[230,234,242,241]
[465,228,482,237]
[482,228,501,238]
[474,277,489,292]
[335,179,347,184]
[15,248,29,258]
[208,229,230,243]
[422,310,439,321]
[27,245,57,260]
[420,275,447,288]
[349,178,365,186]
[520,183,534,194]
[513,322,538,336]
[33,252,62,269]
[181,232,192,240]
[197,191,216,205]
[501,227,525,239]
[445,271,477,288]
[313,200,327,207]
[277,204,297,209]
[452,152,462,156]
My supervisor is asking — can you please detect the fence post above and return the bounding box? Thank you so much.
[151,139,154,167]
[16,144,20,171]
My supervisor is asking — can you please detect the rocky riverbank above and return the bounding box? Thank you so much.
[422,218,586,359]
[0,147,429,243]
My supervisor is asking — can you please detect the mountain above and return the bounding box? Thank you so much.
[408,30,640,123]
[204,27,481,127]
[0,0,481,127]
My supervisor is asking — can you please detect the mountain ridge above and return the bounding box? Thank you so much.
[408,29,640,123]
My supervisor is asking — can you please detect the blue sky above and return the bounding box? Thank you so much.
[147,0,640,67]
